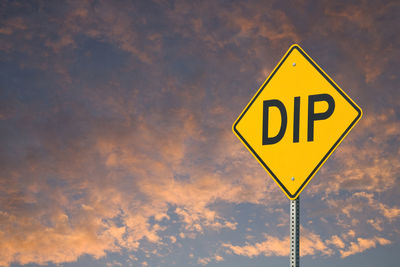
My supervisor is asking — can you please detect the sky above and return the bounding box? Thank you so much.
[0,0,399,267]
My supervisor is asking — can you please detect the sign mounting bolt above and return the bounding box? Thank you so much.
[291,177,295,181]
[292,62,296,66]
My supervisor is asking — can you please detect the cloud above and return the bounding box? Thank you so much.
[0,210,120,266]
[0,1,399,266]
[316,1,398,84]
[340,237,391,258]
[223,236,288,257]
[367,219,383,232]
[197,254,224,265]
[307,109,400,196]
[221,4,301,43]
[326,235,345,249]
[223,230,393,260]
[223,230,332,258]
[0,16,26,35]
[352,192,400,222]
[325,191,400,226]
[0,87,276,266]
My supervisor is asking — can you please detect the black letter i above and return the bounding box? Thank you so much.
[293,97,300,143]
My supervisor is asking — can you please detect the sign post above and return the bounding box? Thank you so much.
[290,197,299,267]
[232,44,362,266]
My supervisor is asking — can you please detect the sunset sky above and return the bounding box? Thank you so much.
[1,1,399,267]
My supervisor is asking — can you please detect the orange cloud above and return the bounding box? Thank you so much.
[307,110,400,196]
[326,235,345,249]
[0,99,277,266]
[340,237,391,258]
[0,1,398,266]
[223,230,393,260]
[223,229,333,258]
[0,209,120,266]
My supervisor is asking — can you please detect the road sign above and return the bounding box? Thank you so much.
[233,44,362,200]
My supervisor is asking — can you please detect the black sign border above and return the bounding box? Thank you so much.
[233,45,362,199]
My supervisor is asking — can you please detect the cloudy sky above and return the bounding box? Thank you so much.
[0,0,399,267]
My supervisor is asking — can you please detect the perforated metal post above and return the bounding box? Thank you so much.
[290,197,299,267]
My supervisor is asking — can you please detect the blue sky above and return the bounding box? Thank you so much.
[0,0,399,266]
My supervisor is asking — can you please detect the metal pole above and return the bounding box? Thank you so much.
[290,197,299,267]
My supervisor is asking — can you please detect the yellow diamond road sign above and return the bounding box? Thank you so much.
[233,44,362,200]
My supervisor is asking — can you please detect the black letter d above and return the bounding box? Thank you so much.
[263,100,287,145]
